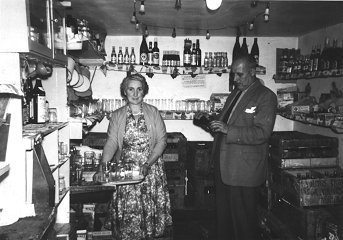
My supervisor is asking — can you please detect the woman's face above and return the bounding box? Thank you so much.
[125,80,144,105]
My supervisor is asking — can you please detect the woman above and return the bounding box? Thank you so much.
[97,73,172,239]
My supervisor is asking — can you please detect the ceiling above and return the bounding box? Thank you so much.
[65,0,343,37]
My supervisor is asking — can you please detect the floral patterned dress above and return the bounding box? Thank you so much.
[110,106,172,240]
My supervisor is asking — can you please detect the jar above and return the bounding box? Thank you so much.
[59,176,66,194]
[84,151,94,171]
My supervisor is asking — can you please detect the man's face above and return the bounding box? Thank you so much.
[231,60,255,91]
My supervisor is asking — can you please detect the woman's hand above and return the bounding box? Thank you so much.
[93,165,106,183]
[141,163,150,177]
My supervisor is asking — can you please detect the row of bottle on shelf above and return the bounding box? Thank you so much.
[109,36,260,68]
[69,96,228,119]
[276,38,343,79]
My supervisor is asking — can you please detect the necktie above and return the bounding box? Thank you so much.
[222,91,242,123]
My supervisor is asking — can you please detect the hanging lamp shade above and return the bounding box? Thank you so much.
[206,0,222,11]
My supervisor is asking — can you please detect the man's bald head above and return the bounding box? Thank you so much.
[231,55,257,91]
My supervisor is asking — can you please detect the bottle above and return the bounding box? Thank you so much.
[250,38,259,65]
[130,47,136,64]
[32,78,46,123]
[313,44,321,72]
[286,48,295,78]
[191,43,197,66]
[140,35,149,65]
[331,39,338,70]
[204,52,209,68]
[320,38,330,71]
[223,52,228,67]
[148,41,153,65]
[118,46,123,64]
[124,47,130,64]
[24,79,34,123]
[183,40,191,67]
[232,35,241,63]
[110,46,117,65]
[240,37,249,57]
[308,46,315,72]
[209,52,213,67]
[152,38,160,66]
[196,39,202,67]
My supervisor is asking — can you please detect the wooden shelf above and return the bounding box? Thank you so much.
[0,163,9,178]
[104,63,266,77]
[278,112,343,134]
[50,157,69,173]
[273,71,343,83]
[23,122,68,138]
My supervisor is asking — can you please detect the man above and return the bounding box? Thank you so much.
[194,55,277,240]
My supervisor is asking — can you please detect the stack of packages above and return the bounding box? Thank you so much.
[266,131,343,240]
[162,132,188,210]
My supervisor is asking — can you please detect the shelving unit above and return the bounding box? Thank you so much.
[0,163,9,178]
[104,63,266,77]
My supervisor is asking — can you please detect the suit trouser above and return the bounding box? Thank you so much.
[215,177,260,240]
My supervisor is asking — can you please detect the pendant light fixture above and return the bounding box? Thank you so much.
[264,2,270,22]
[139,1,145,15]
[206,0,222,11]
[130,11,137,24]
[172,28,176,38]
[206,30,210,40]
[135,20,140,30]
[175,0,181,10]
[249,20,254,31]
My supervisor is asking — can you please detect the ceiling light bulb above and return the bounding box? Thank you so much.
[265,2,270,15]
[250,1,257,8]
[139,1,145,15]
[206,30,210,40]
[130,11,137,24]
[206,0,222,11]
[175,0,181,10]
[135,20,140,30]
[172,28,176,38]
[249,21,254,31]
[264,14,269,22]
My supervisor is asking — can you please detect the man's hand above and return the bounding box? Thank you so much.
[194,112,210,121]
[209,120,229,134]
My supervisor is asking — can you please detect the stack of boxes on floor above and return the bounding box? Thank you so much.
[162,132,188,210]
[265,131,343,240]
[162,133,216,211]
[187,141,215,210]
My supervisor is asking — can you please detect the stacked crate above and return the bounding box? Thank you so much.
[187,141,215,210]
[267,131,343,240]
[162,132,188,210]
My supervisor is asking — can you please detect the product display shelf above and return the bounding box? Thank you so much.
[23,122,68,138]
[50,157,69,173]
[273,71,343,84]
[0,163,10,178]
[105,63,266,76]
[278,112,343,134]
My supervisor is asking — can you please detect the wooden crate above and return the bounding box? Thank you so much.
[271,198,343,240]
[281,167,343,207]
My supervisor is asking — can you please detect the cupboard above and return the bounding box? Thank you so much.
[0,0,72,237]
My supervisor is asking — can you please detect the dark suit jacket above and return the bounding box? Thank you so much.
[212,80,277,187]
